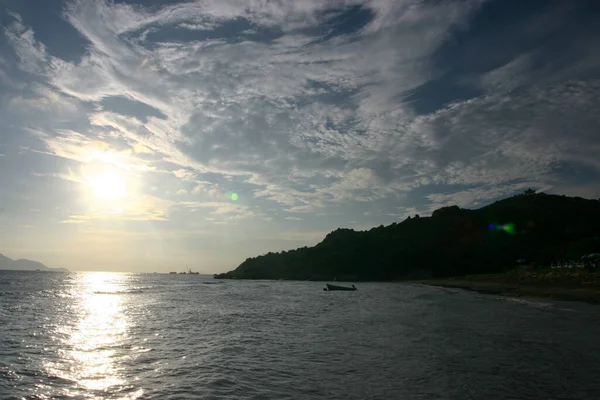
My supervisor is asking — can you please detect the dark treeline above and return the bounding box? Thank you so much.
[214,191,600,281]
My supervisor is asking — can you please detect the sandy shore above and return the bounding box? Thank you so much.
[414,278,600,304]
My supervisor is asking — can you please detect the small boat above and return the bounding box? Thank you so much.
[169,272,177,274]
[324,283,357,291]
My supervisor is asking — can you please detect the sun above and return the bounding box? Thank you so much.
[87,170,127,200]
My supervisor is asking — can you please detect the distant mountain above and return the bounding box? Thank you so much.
[0,254,69,272]
[215,191,600,281]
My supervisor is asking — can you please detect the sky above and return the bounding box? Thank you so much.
[1,0,600,272]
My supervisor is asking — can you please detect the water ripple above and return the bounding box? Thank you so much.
[1,271,600,399]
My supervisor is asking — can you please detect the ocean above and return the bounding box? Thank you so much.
[1,270,599,399]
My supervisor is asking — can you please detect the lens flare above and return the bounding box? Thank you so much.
[502,223,516,234]
[226,192,239,201]
[488,222,516,234]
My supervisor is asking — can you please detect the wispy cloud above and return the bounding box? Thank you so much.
[176,201,258,220]
[59,194,172,223]
[3,0,491,211]
[34,129,155,173]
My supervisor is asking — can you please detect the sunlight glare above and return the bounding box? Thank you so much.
[87,170,127,200]
[43,272,143,399]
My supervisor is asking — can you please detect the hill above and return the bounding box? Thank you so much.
[0,254,69,272]
[214,191,600,281]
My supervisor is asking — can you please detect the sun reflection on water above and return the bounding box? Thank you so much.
[44,272,143,399]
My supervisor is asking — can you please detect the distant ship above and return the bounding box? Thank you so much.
[179,266,200,275]
[169,272,177,274]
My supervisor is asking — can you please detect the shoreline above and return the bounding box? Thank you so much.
[414,279,600,304]
[212,272,600,304]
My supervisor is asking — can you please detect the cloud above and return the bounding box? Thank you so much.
[32,170,86,185]
[172,169,196,181]
[264,229,329,243]
[88,111,197,170]
[60,194,172,223]
[479,53,535,93]
[3,16,49,74]
[409,79,600,189]
[3,0,600,238]
[35,129,155,173]
[176,201,257,220]
[3,1,489,208]
[425,183,539,211]
[9,84,80,115]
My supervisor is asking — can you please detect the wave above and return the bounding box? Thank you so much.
[93,289,145,295]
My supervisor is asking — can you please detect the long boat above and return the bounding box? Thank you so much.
[324,283,357,291]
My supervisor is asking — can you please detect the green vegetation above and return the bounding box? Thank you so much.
[214,191,600,281]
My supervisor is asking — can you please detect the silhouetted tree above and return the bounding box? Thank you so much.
[214,193,600,281]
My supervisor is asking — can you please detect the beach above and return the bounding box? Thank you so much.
[416,270,600,304]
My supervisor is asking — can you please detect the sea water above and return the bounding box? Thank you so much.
[1,271,600,399]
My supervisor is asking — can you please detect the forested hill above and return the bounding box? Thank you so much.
[0,254,68,272]
[214,192,600,281]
